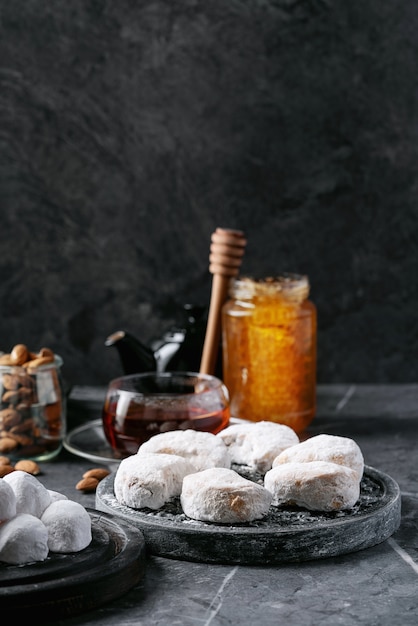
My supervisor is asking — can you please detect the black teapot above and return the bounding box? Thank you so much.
[105,304,223,377]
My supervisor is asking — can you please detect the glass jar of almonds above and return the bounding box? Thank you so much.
[0,344,66,461]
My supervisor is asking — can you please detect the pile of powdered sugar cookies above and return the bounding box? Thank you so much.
[0,470,92,565]
[113,421,365,524]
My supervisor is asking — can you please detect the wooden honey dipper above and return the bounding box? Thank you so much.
[199,227,247,375]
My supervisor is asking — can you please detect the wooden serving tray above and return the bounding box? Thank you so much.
[95,465,401,565]
[0,509,146,620]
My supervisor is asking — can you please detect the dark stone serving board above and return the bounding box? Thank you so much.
[0,510,146,621]
[95,465,401,565]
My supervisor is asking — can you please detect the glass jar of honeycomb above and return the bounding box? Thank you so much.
[221,274,316,434]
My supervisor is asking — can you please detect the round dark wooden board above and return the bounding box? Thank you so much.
[95,465,401,565]
[0,509,146,620]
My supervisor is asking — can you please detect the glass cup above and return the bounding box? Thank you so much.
[102,371,230,457]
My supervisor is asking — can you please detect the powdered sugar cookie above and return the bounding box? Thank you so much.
[47,489,68,502]
[264,460,360,511]
[115,452,196,510]
[218,421,299,473]
[181,467,272,523]
[138,429,231,472]
[41,500,92,553]
[0,513,49,564]
[0,479,16,522]
[272,434,364,480]
[4,470,51,518]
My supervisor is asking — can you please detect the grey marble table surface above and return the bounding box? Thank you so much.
[28,385,418,625]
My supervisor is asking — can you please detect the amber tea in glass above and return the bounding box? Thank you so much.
[102,371,230,456]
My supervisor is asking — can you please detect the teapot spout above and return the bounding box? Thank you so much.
[105,330,157,375]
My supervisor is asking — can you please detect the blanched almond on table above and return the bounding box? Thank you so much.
[14,460,41,475]
[76,477,99,492]
[83,468,110,481]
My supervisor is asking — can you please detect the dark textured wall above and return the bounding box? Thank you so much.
[1,1,417,387]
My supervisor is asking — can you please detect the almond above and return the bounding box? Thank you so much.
[1,374,20,390]
[18,373,35,388]
[0,408,21,429]
[0,353,13,365]
[0,455,11,465]
[83,468,110,481]
[0,437,18,453]
[38,347,55,359]
[2,389,20,404]
[10,417,34,434]
[17,386,35,400]
[9,433,34,447]
[25,356,55,370]
[76,476,99,492]
[10,344,29,366]
[14,459,41,475]
[0,464,15,477]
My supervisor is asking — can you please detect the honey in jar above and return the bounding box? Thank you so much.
[221,274,317,433]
